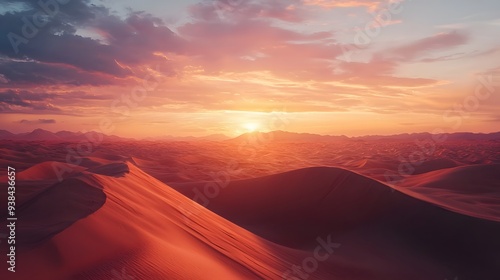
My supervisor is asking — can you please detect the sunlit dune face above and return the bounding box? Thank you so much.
[244,122,260,132]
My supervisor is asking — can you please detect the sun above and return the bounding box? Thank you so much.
[243,122,260,132]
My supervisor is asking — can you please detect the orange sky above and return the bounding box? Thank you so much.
[0,0,499,137]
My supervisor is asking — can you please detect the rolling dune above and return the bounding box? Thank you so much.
[2,157,499,279]
[174,166,500,278]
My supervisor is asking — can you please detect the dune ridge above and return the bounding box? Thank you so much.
[397,164,500,222]
[1,162,334,280]
[173,166,500,278]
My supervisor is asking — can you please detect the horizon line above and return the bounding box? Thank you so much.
[2,128,500,141]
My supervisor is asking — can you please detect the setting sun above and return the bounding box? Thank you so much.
[244,122,260,132]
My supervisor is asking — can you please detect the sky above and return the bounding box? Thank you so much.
[0,0,499,137]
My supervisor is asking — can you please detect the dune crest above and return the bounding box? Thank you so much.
[1,163,316,280]
[174,166,500,278]
[397,164,500,222]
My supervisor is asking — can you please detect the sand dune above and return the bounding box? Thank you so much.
[1,162,339,280]
[5,161,498,279]
[398,164,500,222]
[17,161,86,181]
[411,158,460,175]
[1,138,499,279]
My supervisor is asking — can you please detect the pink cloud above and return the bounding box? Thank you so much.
[335,32,469,88]
[302,0,384,11]
[178,17,339,80]
[189,0,307,23]
[379,31,469,61]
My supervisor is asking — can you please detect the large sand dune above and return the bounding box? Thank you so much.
[1,162,342,280]
[174,166,500,279]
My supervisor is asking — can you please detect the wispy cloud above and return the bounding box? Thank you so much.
[19,118,56,125]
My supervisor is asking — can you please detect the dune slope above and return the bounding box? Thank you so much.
[397,164,500,222]
[174,166,500,279]
[2,161,499,279]
[1,162,345,280]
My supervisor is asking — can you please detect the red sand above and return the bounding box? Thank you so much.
[1,139,499,279]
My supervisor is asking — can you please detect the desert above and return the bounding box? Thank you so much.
[1,130,499,279]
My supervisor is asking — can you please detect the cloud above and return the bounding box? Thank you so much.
[190,0,307,23]
[0,74,8,83]
[0,88,125,115]
[0,89,62,113]
[378,31,469,62]
[0,0,424,90]
[0,1,184,86]
[0,59,117,86]
[178,2,340,81]
[302,0,384,11]
[336,31,469,88]
[19,118,56,124]
[0,89,54,106]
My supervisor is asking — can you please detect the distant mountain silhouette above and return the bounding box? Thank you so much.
[1,129,499,142]
[228,130,500,143]
[0,129,131,142]
[228,130,349,143]
[351,132,500,141]
[0,129,16,140]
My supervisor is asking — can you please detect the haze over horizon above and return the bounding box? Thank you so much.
[1,0,499,137]
[2,127,500,142]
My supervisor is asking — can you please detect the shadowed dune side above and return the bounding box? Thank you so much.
[87,162,130,177]
[3,162,134,249]
[7,176,106,248]
[174,167,400,245]
[397,164,500,222]
[174,166,500,279]
[0,162,105,248]
[411,158,459,175]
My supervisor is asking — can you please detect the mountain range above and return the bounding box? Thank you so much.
[1,129,499,142]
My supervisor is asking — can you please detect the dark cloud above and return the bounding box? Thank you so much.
[0,89,53,106]
[0,0,185,85]
[0,59,115,85]
[0,88,121,114]
[19,118,56,124]
[0,89,61,112]
[0,0,332,88]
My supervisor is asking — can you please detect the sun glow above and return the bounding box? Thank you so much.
[244,122,260,132]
